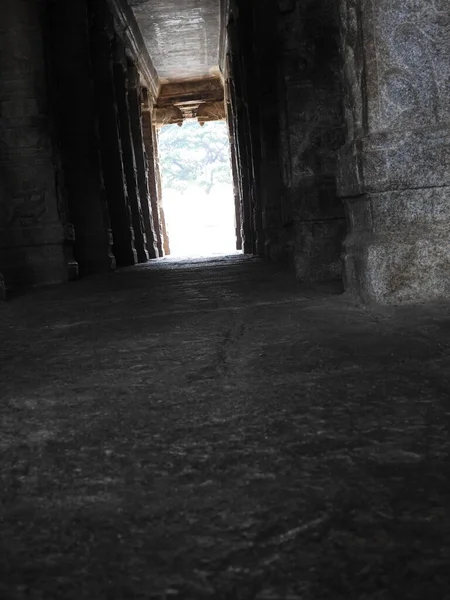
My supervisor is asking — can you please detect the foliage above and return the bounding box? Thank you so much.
[158,120,232,194]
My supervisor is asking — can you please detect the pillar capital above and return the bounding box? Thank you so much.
[127,60,141,91]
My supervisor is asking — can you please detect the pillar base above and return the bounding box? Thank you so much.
[343,187,450,304]
[0,244,70,288]
[75,231,116,276]
[0,223,78,288]
[113,243,138,268]
[294,219,346,281]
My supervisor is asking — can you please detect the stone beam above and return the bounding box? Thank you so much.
[106,0,160,100]
[219,0,231,74]
[157,78,224,108]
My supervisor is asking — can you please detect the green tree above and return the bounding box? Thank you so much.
[158,120,232,194]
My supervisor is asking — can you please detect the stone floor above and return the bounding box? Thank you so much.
[1,254,450,599]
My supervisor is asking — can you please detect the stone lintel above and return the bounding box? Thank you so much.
[157,78,224,107]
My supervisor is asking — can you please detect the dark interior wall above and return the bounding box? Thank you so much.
[228,0,346,280]
[0,0,77,288]
[46,0,116,276]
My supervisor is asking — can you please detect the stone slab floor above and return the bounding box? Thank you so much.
[1,254,450,600]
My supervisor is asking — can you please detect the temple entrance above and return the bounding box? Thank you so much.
[158,120,238,258]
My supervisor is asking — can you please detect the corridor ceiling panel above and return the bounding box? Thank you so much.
[129,0,221,83]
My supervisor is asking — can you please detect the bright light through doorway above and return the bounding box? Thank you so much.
[158,120,238,258]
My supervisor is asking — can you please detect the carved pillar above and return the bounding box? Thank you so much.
[234,1,265,257]
[153,128,171,256]
[0,0,77,288]
[338,0,450,303]
[88,0,137,267]
[112,36,148,264]
[225,92,243,251]
[127,61,158,259]
[141,91,164,257]
[46,0,115,276]
[227,39,254,255]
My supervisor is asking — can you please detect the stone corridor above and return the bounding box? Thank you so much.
[1,255,450,599]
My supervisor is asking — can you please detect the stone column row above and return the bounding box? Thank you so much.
[0,0,162,291]
[88,0,137,268]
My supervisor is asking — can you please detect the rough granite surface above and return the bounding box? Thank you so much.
[1,254,450,599]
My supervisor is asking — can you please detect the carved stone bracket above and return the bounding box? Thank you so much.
[153,77,226,128]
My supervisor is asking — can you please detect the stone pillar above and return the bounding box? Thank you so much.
[153,128,171,256]
[226,42,254,255]
[112,36,148,264]
[233,1,265,257]
[127,61,159,259]
[227,106,243,251]
[88,0,137,268]
[225,90,243,251]
[0,0,77,288]
[251,0,291,263]
[141,91,164,257]
[46,0,115,276]
[274,0,346,281]
[338,0,450,304]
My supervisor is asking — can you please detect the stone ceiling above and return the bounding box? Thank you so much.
[128,0,221,84]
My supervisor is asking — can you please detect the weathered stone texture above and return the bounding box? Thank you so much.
[127,61,159,259]
[277,0,346,280]
[0,0,76,288]
[141,95,164,257]
[113,38,149,264]
[88,0,137,268]
[338,0,450,303]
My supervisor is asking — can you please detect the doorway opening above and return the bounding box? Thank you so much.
[158,120,239,258]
